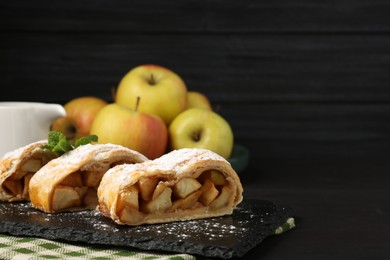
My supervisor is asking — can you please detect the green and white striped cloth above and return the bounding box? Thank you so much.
[0,234,195,260]
[0,218,295,260]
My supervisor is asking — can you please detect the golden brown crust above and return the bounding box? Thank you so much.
[0,140,56,202]
[98,148,244,226]
[29,143,148,213]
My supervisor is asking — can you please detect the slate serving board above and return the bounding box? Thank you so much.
[0,199,293,259]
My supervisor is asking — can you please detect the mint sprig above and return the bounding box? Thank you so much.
[74,134,98,147]
[43,131,98,156]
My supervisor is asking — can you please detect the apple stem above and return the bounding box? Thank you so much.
[149,73,156,85]
[135,96,141,112]
[111,86,117,102]
[192,130,201,142]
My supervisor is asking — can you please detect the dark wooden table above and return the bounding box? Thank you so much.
[237,158,390,259]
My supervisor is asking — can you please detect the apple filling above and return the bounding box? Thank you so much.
[2,157,52,200]
[51,160,129,212]
[51,170,102,212]
[116,170,232,224]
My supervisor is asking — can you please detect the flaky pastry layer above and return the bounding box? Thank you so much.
[98,148,244,226]
[29,143,148,213]
[0,140,56,202]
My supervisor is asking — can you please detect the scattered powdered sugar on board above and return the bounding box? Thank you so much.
[0,200,293,259]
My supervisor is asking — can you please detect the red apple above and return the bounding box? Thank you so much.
[115,64,188,125]
[50,96,108,142]
[90,99,168,159]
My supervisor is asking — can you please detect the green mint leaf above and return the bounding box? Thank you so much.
[74,135,98,148]
[43,131,99,156]
[52,138,73,156]
[48,131,67,148]
[44,131,74,156]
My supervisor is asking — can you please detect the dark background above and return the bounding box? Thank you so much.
[1,1,390,259]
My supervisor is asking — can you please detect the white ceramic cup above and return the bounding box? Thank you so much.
[0,102,66,157]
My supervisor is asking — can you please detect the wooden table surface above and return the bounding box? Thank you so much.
[238,158,390,259]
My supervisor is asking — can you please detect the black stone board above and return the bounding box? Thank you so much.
[0,199,293,259]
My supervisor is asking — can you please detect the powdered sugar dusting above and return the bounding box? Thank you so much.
[41,143,146,172]
[0,140,48,175]
[0,199,294,259]
[0,202,250,241]
[128,148,227,174]
[102,148,230,190]
[30,143,147,188]
[149,148,228,171]
[0,140,48,161]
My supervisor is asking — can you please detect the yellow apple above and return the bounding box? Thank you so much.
[115,64,188,125]
[51,96,108,141]
[168,108,234,159]
[187,91,212,110]
[90,102,168,159]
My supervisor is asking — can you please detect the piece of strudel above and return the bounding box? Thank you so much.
[98,148,244,226]
[0,140,57,202]
[29,143,148,213]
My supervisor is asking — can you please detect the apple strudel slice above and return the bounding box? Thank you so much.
[29,143,148,213]
[98,148,244,226]
[0,140,57,202]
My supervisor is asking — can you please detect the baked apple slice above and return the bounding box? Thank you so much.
[117,185,140,212]
[199,178,220,206]
[142,182,173,213]
[170,189,202,212]
[173,178,202,199]
[52,185,81,212]
[138,177,159,201]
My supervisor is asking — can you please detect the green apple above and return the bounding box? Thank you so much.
[51,96,107,141]
[115,64,188,125]
[168,108,234,159]
[187,91,212,110]
[90,102,168,159]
